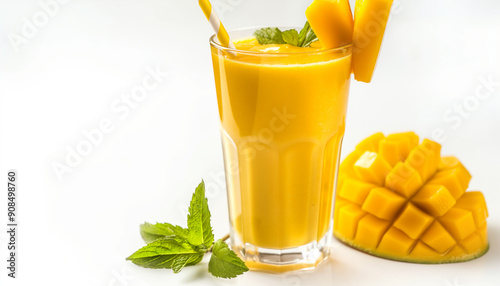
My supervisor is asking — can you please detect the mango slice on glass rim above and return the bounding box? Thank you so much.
[352,0,394,83]
[306,0,354,49]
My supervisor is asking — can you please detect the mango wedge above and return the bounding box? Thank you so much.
[334,132,489,263]
[352,0,394,83]
[306,0,354,49]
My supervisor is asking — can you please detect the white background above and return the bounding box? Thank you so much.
[1,0,499,285]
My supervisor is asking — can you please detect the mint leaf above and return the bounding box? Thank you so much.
[254,27,285,45]
[298,21,318,47]
[187,181,214,249]
[302,28,318,47]
[171,253,204,274]
[140,222,188,243]
[208,240,248,279]
[282,29,299,46]
[126,236,203,270]
[254,22,318,47]
[298,21,311,47]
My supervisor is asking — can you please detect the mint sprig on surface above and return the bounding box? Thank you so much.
[254,21,318,47]
[126,181,248,278]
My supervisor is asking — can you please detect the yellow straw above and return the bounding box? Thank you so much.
[198,0,235,49]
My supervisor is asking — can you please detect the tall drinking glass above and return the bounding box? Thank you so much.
[210,28,352,272]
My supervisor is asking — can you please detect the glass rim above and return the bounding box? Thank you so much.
[209,27,352,57]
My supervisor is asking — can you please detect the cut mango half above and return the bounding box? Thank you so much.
[334,132,489,263]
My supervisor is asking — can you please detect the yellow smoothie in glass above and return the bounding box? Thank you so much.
[210,31,351,271]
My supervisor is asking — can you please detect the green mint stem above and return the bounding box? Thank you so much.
[209,233,230,252]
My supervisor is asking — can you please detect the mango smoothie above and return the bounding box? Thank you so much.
[210,30,351,270]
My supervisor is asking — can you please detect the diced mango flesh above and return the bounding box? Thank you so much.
[438,208,476,241]
[378,227,415,256]
[405,139,441,182]
[334,132,489,263]
[354,214,391,249]
[411,185,456,217]
[362,187,405,221]
[393,203,433,240]
[460,233,483,254]
[355,132,385,153]
[455,192,488,227]
[335,204,366,239]
[378,132,419,166]
[428,169,468,200]
[339,178,376,205]
[420,221,456,254]
[385,162,423,198]
[409,242,443,260]
[354,151,392,185]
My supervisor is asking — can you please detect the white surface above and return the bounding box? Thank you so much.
[0,0,499,285]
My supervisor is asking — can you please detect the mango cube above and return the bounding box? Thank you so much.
[460,233,483,254]
[335,204,366,239]
[477,224,488,245]
[439,208,476,241]
[378,227,415,256]
[338,178,376,205]
[386,132,419,150]
[409,242,442,260]
[411,185,456,217]
[340,149,364,178]
[428,169,468,200]
[393,203,434,239]
[379,132,419,166]
[354,214,391,249]
[446,245,466,258]
[354,151,392,185]
[385,162,423,198]
[405,139,441,182]
[362,187,406,221]
[355,132,385,153]
[333,132,489,263]
[439,156,471,176]
[378,138,402,167]
[420,221,456,254]
[454,192,488,228]
[333,198,351,228]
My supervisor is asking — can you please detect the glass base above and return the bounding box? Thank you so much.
[230,225,332,273]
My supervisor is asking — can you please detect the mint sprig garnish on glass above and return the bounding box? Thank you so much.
[126,181,249,278]
[254,21,318,47]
